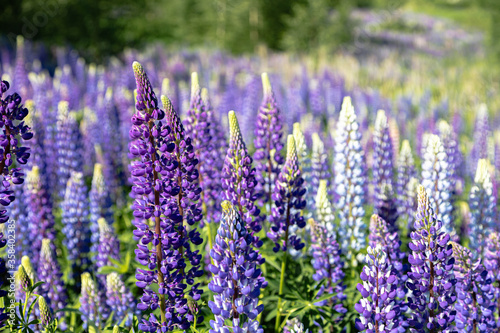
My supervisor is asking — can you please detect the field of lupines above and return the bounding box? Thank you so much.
[2,22,500,333]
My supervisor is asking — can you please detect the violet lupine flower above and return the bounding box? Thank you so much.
[268,135,307,253]
[471,104,490,176]
[61,171,91,271]
[315,180,336,237]
[469,159,496,255]
[106,272,136,326]
[0,79,33,225]
[38,296,52,328]
[368,214,407,318]
[222,110,263,246]
[130,62,203,332]
[310,133,332,201]
[37,238,67,323]
[283,317,309,333]
[56,101,84,199]
[293,123,312,215]
[372,110,395,206]
[80,272,104,330]
[421,134,455,238]
[90,163,113,256]
[438,120,462,192]
[397,140,416,222]
[253,73,285,212]
[334,96,367,258]
[406,185,457,332]
[96,217,120,271]
[208,201,266,333]
[484,232,500,322]
[309,218,346,315]
[452,242,497,332]
[355,245,402,333]
[25,166,56,269]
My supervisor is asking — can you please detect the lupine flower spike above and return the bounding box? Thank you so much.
[106,272,135,326]
[80,272,103,330]
[406,185,457,331]
[355,245,402,333]
[334,96,367,260]
[452,242,496,332]
[469,159,496,256]
[397,140,416,228]
[310,133,331,201]
[208,201,266,333]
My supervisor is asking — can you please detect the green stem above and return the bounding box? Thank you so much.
[275,253,288,332]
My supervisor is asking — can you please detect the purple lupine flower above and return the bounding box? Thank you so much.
[283,317,309,333]
[24,166,56,269]
[96,217,120,271]
[452,242,497,332]
[268,135,307,253]
[208,201,266,333]
[406,185,457,331]
[334,96,367,259]
[90,163,113,256]
[38,296,52,328]
[80,272,104,330]
[253,73,285,212]
[38,238,67,324]
[469,159,496,256]
[56,101,84,199]
[315,180,336,237]
[484,232,500,322]
[368,214,408,329]
[421,134,455,238]
[310,133,332,201]
[61,171,91,271]
[373,111,398,231]
[293,123,312,216]
[0,79,33,225]
[438,120,462,193]
[130,62,203,332]
[310,218,346,316]
[222,110,263,246]
[106,272,136,326]
[397,140,416,224]
[355,245,402,332]
[471,104,490,176]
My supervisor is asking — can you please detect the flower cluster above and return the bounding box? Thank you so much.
[406,185,456,331]
[310,133,331,201]
[208,201,266,333]
[372,110,395,206]
[106,272,136,326]
[89,163,113,256]
[268,135,307,252]
[452,242,497,332]
[283,318,309,333]
[80,272,104,329]
[334,96,367,257]
[355,245,402,332]
[396,140,416,226]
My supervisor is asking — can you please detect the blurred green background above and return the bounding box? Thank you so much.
[1,0,499,60]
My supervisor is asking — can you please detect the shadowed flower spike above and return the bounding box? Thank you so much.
[471,104,490,176]
[406,185,457,332]
[334,96,367,259]
[268,135,307,253]
[421,134,455,238]
[309,218,346,316]
[355,245,402,333]
[38,296,53,327]
[130,62,203,332]
[372,110,395,205]
[90,163,113,256]
[208,201,266,333]
[438,120,461,191]
[315,180,335,237]
[62,171,91,271]
[80,272,103,330]
[311,133,331,201]
[397,140,416,223]
[451,242,496,332]
[38,238,67,323]
[222,110,263,246]
[283,317,309,333]
[293,123,312,217]
[254,72,285,212]
[106,272,136,326]
[469,159,496,256]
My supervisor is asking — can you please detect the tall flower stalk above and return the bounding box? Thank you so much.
[397,140,416,227]
[334,96,367,260]
[406,185,456,332]
[254,73,284,213]
[268,135,307,331]
[130,61,203,332]
[208,201,266,333]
